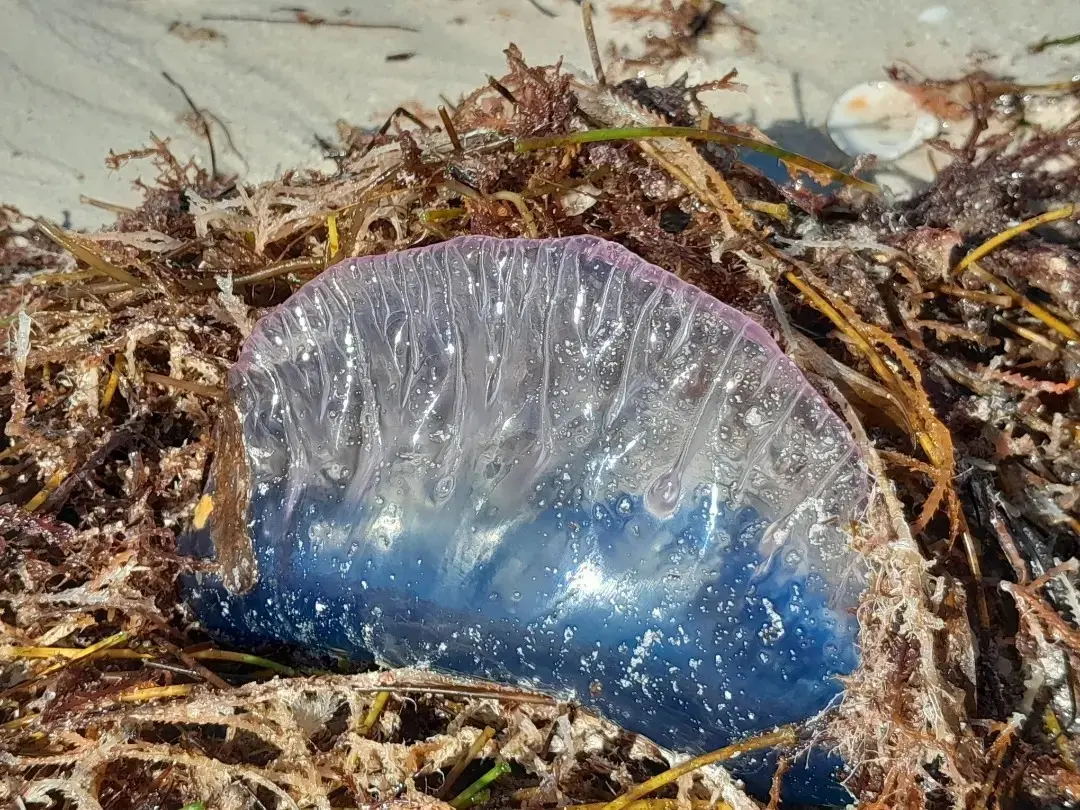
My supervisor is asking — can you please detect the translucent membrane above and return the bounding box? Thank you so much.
[185,236,868,804]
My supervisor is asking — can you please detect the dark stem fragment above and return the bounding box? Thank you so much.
[162,71,218,179]
[526,0,558,17]
[201,12,418,33]
[581,2,606,85]
[1029,32,1080,53]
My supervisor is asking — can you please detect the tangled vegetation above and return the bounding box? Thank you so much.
[3,3,1080,808]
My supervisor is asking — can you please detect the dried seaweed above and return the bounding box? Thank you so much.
[607,1,757,69]
[3,16,1080,810]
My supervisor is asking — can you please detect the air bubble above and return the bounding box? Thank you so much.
[645,471,682,517]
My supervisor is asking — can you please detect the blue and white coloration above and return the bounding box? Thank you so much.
[185,236,867,804]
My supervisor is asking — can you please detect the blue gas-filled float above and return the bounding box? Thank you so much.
[184,236,868,805]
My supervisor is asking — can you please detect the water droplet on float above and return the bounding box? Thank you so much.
[645,471,682,517]
[325,462,349,481]
[434,476,455,500]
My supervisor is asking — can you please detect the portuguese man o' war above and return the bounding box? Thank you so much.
[183,235,868,805]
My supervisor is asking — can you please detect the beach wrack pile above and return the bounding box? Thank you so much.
[3,5,1080,808]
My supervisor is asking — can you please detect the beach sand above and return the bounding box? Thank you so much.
[1,0,1078,229]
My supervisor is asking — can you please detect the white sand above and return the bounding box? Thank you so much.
[1,0,1078,229]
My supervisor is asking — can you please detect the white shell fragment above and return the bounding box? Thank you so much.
[826,80,941,161]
